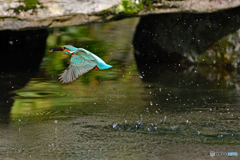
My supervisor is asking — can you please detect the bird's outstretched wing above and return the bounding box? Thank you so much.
[74,48,95,61]
[59,55,97,83]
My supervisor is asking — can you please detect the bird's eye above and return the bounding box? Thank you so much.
[63,47,66,49]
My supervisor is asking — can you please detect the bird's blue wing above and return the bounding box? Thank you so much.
[59,55,97,83]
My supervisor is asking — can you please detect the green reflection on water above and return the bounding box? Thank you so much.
[11,60,141,121]
[11,17,140,121]
[43,18,137,80]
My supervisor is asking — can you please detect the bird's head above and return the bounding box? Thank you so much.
[49,45,78,55]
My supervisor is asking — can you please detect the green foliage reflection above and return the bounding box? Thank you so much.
[45,26,110,83]
[44,18,139,84]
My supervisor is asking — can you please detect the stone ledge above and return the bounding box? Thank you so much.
[0,0,240,30]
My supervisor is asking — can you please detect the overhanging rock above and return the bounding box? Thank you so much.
[0,0,121,30]
[0,0,240,30]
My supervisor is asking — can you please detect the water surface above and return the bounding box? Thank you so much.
[0,18,240,160]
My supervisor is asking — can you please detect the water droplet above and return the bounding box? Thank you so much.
[163,116,167,124]
[150,101,153,106]
[9,41,13,45]
[113,123,118,128]
[171,126,178,130]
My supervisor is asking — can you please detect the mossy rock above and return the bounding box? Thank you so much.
[197,31,239,68]
[16,0,43,11]
[102,0,156,15]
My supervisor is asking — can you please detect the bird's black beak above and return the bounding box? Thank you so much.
[49,47,63,53]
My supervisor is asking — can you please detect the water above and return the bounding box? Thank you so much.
[0,18,240,159]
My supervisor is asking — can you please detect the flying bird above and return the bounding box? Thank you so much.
[49,45,112,83]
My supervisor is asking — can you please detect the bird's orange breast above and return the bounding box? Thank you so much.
[64,49,71,53]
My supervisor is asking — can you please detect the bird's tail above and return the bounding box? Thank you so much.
[97,63,112,70]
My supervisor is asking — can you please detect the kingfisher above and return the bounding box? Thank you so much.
[49,45,112,83]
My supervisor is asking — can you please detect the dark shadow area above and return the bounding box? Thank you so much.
[133,7,240,66]
[135,63,240,114]
[0,29,48,123]
[0,30,48,71]
[135,62,237,86]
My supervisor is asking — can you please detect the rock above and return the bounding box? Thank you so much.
[0,0,240,30]
[140,0,240,14]
[133,7,240,68]
[0,0,121,30]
